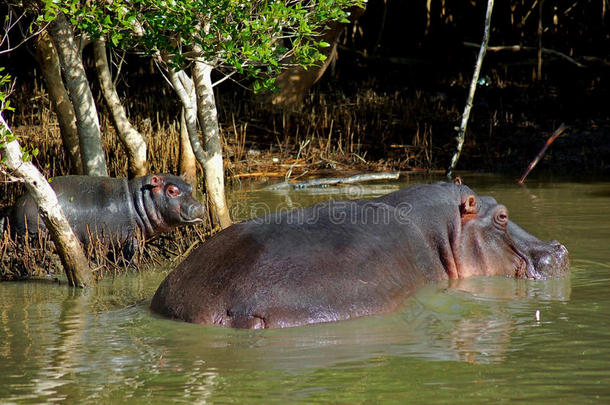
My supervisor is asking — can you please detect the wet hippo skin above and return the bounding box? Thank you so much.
[151,182,569,329]
[1,174,205,259]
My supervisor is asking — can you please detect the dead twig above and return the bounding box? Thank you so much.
[463,42,586,68]
[518,123,568,184]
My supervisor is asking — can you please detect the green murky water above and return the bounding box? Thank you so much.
[1,174,609,403]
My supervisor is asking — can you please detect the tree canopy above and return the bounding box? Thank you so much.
[39,0,363,90]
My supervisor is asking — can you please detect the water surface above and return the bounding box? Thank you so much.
[1,174,609,403]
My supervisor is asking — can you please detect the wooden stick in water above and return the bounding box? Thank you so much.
[268,172,400,190]
[518,123,568,184]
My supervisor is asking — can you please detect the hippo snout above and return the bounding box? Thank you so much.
[552,242,569,270]
[184,202,206,223]
[533,241,569,279]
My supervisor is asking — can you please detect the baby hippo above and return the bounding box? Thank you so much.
[1,174,205,259]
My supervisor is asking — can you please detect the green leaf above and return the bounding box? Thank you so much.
[111,33,121,47]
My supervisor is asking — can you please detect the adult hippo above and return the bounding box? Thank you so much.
[1,174,205,259]
[151,181,569,328]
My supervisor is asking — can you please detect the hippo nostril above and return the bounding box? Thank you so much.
[550,240,568,252]
[552,243,569,260]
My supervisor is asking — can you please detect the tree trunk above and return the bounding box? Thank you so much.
[1,115,92,287]
[34,30,82,174]
[167,67,231,229]
[191,57,232,229]
[179,107,198,189]
[167,69,199,145]
[48,12,108,177]
[93,39,147,178]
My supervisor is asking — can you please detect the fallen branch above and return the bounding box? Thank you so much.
[463,42,586,68]
[229,172,287,179]
[268,172,400,190]
[518,123,568,184]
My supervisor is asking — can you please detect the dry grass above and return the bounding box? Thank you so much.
[0,219,215,281]
[220,84,452,184]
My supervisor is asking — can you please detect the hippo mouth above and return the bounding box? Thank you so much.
[509,244,539,280]
[519,254,543,280]
[180,215,204,224]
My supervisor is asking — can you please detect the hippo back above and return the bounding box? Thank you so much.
[8,176,137,244]
[151,198,448,328]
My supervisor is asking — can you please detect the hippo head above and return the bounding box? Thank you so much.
[452,190,569,280]
[141,174,206,235]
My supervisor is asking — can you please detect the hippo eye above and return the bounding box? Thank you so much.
[166,185,180,198]
[495,210,509,226]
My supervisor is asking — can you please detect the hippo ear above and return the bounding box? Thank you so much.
[460,195,478,217]
[453,177,463,185]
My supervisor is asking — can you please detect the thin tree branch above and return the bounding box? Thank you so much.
[463,42,586,68]
[446,0,495,179]
[0,12,50,55]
